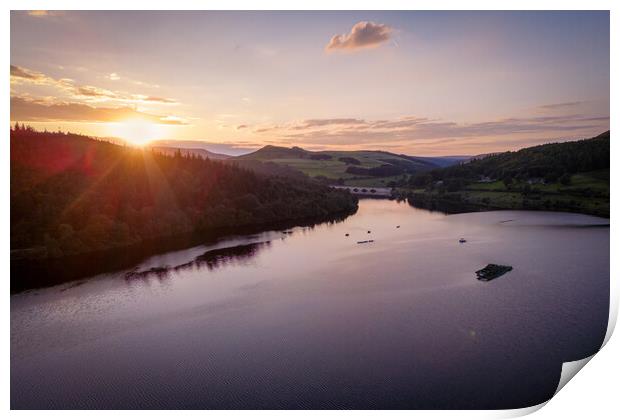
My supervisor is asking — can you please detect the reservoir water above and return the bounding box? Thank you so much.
[11,199,610,409]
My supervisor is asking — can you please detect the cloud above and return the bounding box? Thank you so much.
[108,73,121,81]
[538,101,583,110]
[75,85,116,98]
[138,96,177,104]
[293,118,367,129]
[27,10,63,18]
[252,118,367,133]
[249,111,609,154]
[10,65,51,84]
[10,65,178,105]
[325,21,393,52]
[10,95,187,125]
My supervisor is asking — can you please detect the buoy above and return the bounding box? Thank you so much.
[367,230,371,234]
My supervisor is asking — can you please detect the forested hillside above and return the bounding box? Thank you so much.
[10,126,357,259]
[399,132,610,217]
[150,146,231,160]
[414,131,609,185]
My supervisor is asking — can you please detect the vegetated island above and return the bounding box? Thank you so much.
[124,241,269,282]
[10,125,358,262]
[393,131,610,218]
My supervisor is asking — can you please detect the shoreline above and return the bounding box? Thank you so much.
[402,190,610,219]
[10,207,357,294]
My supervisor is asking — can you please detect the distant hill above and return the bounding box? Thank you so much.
[150,146,231,160]
[151,139,256,157]
[238,145,309,160]
[10,126,358,261]
[233,145,444,187]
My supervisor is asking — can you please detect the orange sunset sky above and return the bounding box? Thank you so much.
[10,10,609,156]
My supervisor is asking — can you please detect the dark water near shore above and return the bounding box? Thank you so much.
[11,199,609,409]
[10,212,353,293]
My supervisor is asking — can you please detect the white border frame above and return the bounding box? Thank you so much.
[3,2,616,418]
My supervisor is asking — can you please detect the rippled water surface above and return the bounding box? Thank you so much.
[11,199,609,409]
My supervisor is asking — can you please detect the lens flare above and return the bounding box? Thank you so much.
[107,119,168,146]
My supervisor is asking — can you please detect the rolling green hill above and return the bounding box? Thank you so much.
[232,145,441,187]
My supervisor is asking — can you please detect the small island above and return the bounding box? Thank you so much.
[476,264,513,282]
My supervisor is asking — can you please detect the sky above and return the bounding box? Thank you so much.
[10,10,610,156]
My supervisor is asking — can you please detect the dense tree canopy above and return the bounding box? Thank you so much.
[398,132,610,217]
[403,131,610,188]
[11,126,357,258]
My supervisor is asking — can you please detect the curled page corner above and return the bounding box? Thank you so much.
[506,306,614,418]
[602,295,618,348]
[493,401,548,418]
[496,353,598,418]
[554,355,595,396]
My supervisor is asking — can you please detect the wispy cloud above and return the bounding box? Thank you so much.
[538,101,583,110]
[247,111,609,154]
[10,95,187,125]
[26,10,64,18]
[137,95,177,104]
[292,118,367,129]
[10,65,177,105]
[325,21,393,52]
[10,65,51,83]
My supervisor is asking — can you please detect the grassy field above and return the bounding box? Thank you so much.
[406,170,609,217]
[236,147,437,186]
[239,155,407,187]
[269,158,356,179]
[466,180,506,190]
[463,190,609,216]
[342,175,404,187]
[267,152,412,182]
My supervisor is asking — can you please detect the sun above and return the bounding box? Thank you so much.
[107,119,168,146]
